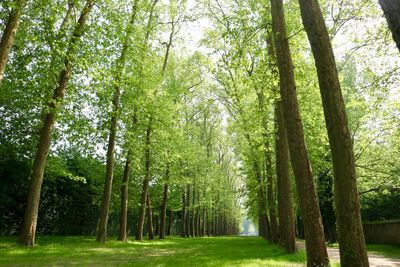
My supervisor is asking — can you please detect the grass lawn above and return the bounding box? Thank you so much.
[0,236,307,266]
[366,244,400,259]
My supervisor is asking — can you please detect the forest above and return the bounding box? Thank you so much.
[0,0,400,266]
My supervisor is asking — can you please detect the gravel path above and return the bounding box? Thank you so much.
[296,242,400,267]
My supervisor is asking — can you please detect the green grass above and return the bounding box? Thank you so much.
[366,244,400,259]
[0,236,307,266]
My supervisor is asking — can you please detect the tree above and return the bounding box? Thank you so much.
[97,0,140,244]
[379,0,400,52]
[297,0,369,265]
[18,0,95,247]
[275,100,296,253]
[269,0,329,265]
[0,0,27,84]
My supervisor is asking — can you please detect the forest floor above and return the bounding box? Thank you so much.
[0,236,398,266]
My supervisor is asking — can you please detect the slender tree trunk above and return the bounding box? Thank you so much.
[159,164,170,239]
[18,0,95,247]
[97,0,139,243]
[275,100,296,253]
[266,149,278,243]
[257,189,267,239]
[167,209,173,236]
[379,0,400,52]
[269,0,329,265]
[202,193,206,236]
[297,0,369,265]
[0,0,27,84]
[146,193,154,240]
[181,192,186,237]
[135,118,152,241]
[253,160,269,240]
[191,186,195,237]
[155,214,159,236]
[185,185,191,237]
[118,156,132,242]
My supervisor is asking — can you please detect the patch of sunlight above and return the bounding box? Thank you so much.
[129,240,179,246]
[4,249,28,255]
[224,259,304,267]
[89,247,119,253]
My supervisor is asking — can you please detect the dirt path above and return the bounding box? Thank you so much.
[296,242,400,267]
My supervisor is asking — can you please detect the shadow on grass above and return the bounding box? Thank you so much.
[0,235,306,266]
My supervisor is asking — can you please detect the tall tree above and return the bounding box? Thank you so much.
[97,0,140,244]
[18,0,95,247]
[0,0,27,84]
[269,0,329,265]
[136,117,153,241]
[379,0,400,52]
[297,0,369,265]
[159,164,170,239]
[275,100,296,253]
[146,192,155,240]
[135,0,159,241]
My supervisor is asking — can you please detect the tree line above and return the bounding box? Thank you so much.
[1,1,400,267]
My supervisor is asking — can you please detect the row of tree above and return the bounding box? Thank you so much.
[1,1,400,267]
[202,0,400,266]
[0,0,242,247]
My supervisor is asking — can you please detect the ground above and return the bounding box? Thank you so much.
[0,236,399,266]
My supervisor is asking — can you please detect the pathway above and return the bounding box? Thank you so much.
[297,242,400,267]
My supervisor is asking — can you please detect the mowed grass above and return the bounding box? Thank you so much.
[366,244,400,259]
[0,236,307,266]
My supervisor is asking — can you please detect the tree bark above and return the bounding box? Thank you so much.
[0,0,27,84]
[275,100,296,253]
[185,185,191,237]
[266,148,278,243]
[191,186,195,237]
[297,0,369,265]
[18,0,95,247]
[159,164,170,239]
[135,118,152,241]
[97,0,139,243]
[167,209,173,236]
[181,192,186,237]
[117,156,132,242]
[146,193,154,240]
[269,0,329,265]
[379,0,400,52]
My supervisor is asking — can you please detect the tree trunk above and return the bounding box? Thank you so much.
[253,160,269,240]
[181,192,186,237]
[167,209,173,236]
[155,214,159,236]
[97,0,139,243]
[118,156,132,242]
[135,118,152,241]
[159,164,170,239]
[266,149,279,243]
[297,0,369,265]
[0,0,27,84]
[18,0,95,247]
[269,0,329,265]
[202,199,206,236]
[191,186,195,237]
[379,0,400,52]
[146,193,154,240]
[257,189,268,239]
[275,100,296,253]
[185,185,191,237]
